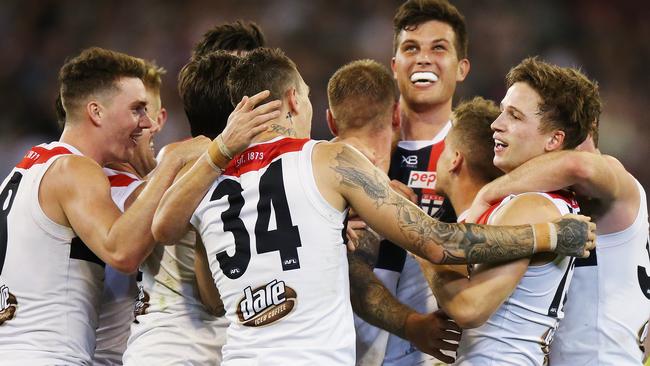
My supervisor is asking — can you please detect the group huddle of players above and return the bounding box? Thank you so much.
[0,0,648,365]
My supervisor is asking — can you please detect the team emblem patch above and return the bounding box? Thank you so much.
[237,279,296,327]
[0,285,17,325]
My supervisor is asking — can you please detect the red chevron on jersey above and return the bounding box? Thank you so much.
[546,190,579,210]
[224,138,310,177]
[16,146,73,169]
[477,199,504,225]
[107,173,138,188]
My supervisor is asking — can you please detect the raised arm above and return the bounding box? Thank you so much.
[313,142,596,265]
[470,151,639,227]
[422,194,561,328]
[48,137,206,273]
[152,92,281,244]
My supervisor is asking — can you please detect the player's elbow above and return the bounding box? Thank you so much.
[107,254,140,274]
[443,298,490,329]
[565,152,595,182]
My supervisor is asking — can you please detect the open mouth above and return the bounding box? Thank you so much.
[494,138,508,153]
[410,71,439,86]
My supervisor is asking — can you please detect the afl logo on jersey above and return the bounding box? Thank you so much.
[408,171,437,189]
[0,285,17,325]
[237,279,296,327]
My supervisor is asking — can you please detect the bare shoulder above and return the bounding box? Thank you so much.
[40,155,110,226]
[45,155,107,190]
[491,193,561,226]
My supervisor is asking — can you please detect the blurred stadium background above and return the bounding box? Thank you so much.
[0,0,648,190]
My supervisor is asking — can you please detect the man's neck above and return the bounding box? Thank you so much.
[59,125,107,166]
[251,118,307,144]
[448,176,485,218]
[399,97,452,141]
[337,128,393,173]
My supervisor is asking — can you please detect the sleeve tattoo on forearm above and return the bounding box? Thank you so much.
[332,146,538,264]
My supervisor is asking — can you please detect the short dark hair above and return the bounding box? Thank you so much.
[393,0,468,59]
[227,47,299,107]
[55,58,164,129]
[450,96,503,183]
[506,57,602,150]
[58,47,145,120]
[178,50,239,138]
[327,59,397,133]
[192,20,266,57]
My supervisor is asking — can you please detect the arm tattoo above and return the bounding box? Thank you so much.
[554,217,589,257]
[348,254,410,338]
[332,145,544,264]
[269,123,297,137]
[351,228,381,267]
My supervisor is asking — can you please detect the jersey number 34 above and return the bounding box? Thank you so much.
[210,160,301,279]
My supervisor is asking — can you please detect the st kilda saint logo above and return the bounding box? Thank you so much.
[237,279,296,327]
[0,285,17,325]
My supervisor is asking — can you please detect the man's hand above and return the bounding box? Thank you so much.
[404,310,461,364]
[159,136,211,166]
[345,218,367,252]
[221,90,282,155]
[552,214,596,258]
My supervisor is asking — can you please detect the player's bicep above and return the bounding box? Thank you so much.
[54,157,122,255]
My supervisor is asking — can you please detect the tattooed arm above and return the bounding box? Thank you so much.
[419,194,561,328]
[312,142,596,264]
[348,228,460,362]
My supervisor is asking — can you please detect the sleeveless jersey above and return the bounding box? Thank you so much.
[122,228,228,366]
[0,142,104,365]
[191,137,354,365]
[455,191,579,366]
[550,180,650,365]
[93,168,143,366]
[355,122,453,366]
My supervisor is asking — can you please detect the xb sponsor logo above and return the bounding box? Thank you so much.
[408,171,437,190]
[0,285,17,325]
[237,279,296,327]
[401,155,418,167]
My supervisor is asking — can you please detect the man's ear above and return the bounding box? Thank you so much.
[456,58,470,82]
[326,108,338,137]
[155,107,168,133]
[450,150,463,173]
[287,87,299,115]
[391,102,401,130]
[87,101,103,127]
[545,130,566,152]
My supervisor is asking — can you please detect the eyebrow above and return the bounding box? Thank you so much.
[401,37,450,45]
[501,103,525,117]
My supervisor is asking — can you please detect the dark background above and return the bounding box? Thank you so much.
[1,0,648,190]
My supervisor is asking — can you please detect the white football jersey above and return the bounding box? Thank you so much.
[93,168,143,366]
[191,137,354,365]
[123,228,228,366]
[550,180,650,365]
[0,142,104,365]
[455,192,579,366]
